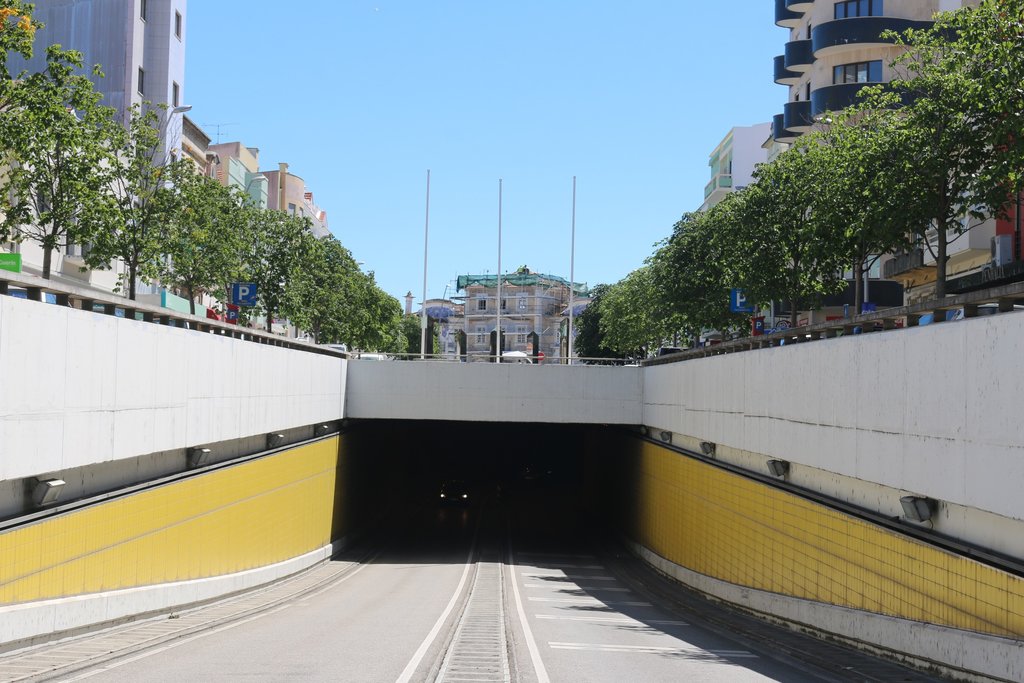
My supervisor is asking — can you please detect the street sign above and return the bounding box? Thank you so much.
[226,304,239,324]
[729,288,754,313]
[0,253,22,273]
[231,282,258,307]
[537,351,545,364]
[752,316,765,336]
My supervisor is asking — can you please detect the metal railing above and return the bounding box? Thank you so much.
[0,270,346,357]
[644,280,1024,366]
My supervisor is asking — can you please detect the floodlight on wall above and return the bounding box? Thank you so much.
[187,447,212,469]
[699,441,716,457]
[900,495,936,523]
[638,426,649,436]
[659,431,672,444]
[766,459,790,478]
[314,423,333,437]
[31,478,66,507]
[267,433,286,449]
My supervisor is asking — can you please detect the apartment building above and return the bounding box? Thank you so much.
[210,142,269,209]
[260,164,330,239]
[773,0,992,302]
[699,123,770,212]
[456,269,586,362]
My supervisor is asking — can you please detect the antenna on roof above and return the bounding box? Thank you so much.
[201,122,238,144]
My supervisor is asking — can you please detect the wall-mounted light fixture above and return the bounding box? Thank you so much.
[766,459,790,478]
[266,433,285,449]
[31,478,66,507]
[699,441,716,457]
[314,423,333,437]
[659,431,672,444]
[187,447,212,469]
[638,426,649,436]
[900,495,936,523]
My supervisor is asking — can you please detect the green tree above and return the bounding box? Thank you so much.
[736,144,848,324]
[398,314,422,356]
[0,45,117,277]
[160,167,243,315]
[288,235,363,344]
[240,206,314,332]
[0,1,41,90]
[572,284,625,362]
[88,103,186,299]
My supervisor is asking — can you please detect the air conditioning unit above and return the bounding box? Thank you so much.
[991,234,1013,267]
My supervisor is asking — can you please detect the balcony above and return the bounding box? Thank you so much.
[783,100,813,133]
[786,0,814,11]
[810,82,874,118]
[812,17,933,58]
[772,113,798,144]
[774,0,802,28]
[774,55,801,86]
[784,39,814,72]
[883,249,927,279]
[704,174,733,199]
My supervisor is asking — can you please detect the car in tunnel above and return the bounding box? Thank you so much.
[438,480,470,505]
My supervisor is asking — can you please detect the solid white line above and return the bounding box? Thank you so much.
[394,534,478,683]
[508,540,550,683]
[521,572,616,580]
[535,614,688,626]
[62,558,378,681]
[527,597,652,606]
[548,642,757,658]
[523,584,630,591]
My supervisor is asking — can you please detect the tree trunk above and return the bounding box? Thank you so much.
[42,245,53,279]
[186,284,195,316]
[853,256,864,313]
[935,218,948,299]
[790,297,799,327]
[128,262,137,300]
[266,310,273,333]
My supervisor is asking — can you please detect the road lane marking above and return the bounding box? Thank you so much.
[548,642,757,658]
[527,598,652,606]
[535,615,688,626]
[523,584,630,591]
[520,564,605,570]
[508,542,550,683]
[396,527,479,683]
[520,572,616,580]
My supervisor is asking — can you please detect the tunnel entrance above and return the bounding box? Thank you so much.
[336,420,622,548]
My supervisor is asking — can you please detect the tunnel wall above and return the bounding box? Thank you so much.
[606,433,1024,681]
[0,435,355,647]
[0,295,346,484]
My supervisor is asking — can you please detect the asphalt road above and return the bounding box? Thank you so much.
[34,491,937,683]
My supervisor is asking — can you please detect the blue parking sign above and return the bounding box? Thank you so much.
[730,288,754,313]
[231,282,258,307]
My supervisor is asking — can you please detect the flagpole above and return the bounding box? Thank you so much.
[496,178,502,362]
[420,169,430,359]
[567,176,577,365]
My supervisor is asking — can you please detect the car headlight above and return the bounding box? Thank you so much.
[440,493,446,498]
[462,494,468,499]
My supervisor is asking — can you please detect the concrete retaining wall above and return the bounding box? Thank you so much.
[0,295,345,483]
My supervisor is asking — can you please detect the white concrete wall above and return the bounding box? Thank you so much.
[643,310,1024,524]
[0,296,345,482]
[345,361,642,425]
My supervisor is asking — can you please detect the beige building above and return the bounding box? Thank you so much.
[260,163,330,238]
[210,141,269,208]
[456,268,586,362]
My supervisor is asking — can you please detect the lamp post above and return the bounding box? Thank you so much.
[496,179,503,363]
[421,170,430,359]
[164,104,192,162]
[568,176,577,365]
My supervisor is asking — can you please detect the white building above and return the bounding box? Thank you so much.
[699,123,770,212]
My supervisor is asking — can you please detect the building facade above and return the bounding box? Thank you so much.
[261,164,330,239]
[456,269,587,362]
[774,0,992,303]
[699,123,770,212]
[209,142,269,209]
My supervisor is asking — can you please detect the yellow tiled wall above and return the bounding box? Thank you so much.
[617,435,1024,638]
[0,437,345,605]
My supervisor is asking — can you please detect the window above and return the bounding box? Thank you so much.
[140,0,147,20]
[516,325,528,344]
[832,60,883,84]
[287,203,297,216]
[500,298,507,310]
[834,0,882,19]
[477,298,487,311]
[137,67,145,95]
[172,82,180,107]
[475,326,486,344]
[805,81,811,100]
[517,294,528,310]
[174,11,182,39]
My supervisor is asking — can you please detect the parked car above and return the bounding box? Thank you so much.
[500,351,533,364]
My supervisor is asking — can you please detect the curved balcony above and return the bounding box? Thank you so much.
[810,82,874,118]
[775,0,802,28]
[812,17,934,58]
[784,39,814,73]
[773,113,799,144]
[786,0,814,11]
[774,55,801,86]
[783,100,813,133]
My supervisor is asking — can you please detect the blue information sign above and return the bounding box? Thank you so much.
[729,288,754,313]
[231,282,258,307]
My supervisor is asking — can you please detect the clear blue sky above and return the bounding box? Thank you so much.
[185,1,783,304]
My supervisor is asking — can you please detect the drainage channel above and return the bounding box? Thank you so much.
[0,551,372,682]
[434,544,511,683]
